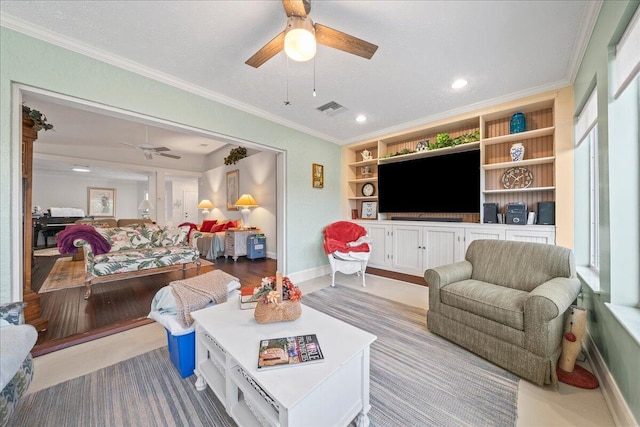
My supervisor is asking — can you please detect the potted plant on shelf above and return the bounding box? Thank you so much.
[224,147,247,165]
[22,104,54,131]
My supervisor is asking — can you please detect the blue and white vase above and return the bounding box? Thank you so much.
[510,142,525,162]
[510,112,526,134]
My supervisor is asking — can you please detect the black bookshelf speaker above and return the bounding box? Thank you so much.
[483,203,499,223]
[537,201,555,225]
[506,203,527,225]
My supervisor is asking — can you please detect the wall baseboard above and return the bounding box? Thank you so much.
[288,264,331,286]
[585,331,638,427]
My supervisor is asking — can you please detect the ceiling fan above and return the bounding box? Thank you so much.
[120,126,181,160]
[245,0,378,68]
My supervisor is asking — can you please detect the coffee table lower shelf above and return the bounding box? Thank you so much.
[191,303,376,427]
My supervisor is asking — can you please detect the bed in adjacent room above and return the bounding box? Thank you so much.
[189,219,241,260]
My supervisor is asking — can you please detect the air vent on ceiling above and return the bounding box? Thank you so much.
[316,101,348,116]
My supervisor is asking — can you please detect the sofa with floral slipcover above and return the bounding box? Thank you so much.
[73,223,203,299]
[0,302,37,427]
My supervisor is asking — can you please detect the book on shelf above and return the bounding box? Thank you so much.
[239,286,258,310]
[257,334,324,369]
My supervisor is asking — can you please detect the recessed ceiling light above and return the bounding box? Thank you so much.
[72,166,91,172]
[451,79,468,89]
[356,115,367,123]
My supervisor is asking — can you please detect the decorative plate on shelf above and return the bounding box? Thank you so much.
[362,183,375,197]
[501,166,534,189]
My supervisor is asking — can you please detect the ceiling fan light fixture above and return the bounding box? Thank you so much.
[143,151,153,160]
[284,16,316,62]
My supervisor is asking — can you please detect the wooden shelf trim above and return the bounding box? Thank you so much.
[483,186,555,194]
[348,196,379,201]
[348,178,377,184]
[481,126,555,146]
[349,159,378,167]
[482,156,555,170]
[378,142,480,164]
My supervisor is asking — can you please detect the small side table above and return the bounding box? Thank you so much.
[224,229,260,261]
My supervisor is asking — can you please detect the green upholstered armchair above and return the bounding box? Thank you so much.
[425,239,580,386]
[0,302,37,427]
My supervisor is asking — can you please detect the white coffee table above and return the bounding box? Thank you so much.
[191,300,377,427]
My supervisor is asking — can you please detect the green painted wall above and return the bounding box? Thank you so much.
[573,0,640,422]
[0,28,341,302]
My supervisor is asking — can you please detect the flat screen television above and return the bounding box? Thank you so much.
[378,149,480,213]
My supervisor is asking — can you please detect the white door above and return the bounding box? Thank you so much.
[505,229,555,244]
[392,225,423,276]
[183,190,198,224]
[364,223,391,269]
[464,227,505,252]
[422,227,464,270]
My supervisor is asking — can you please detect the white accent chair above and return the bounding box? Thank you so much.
[323,221,372,287]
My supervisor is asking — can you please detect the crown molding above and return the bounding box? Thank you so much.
[565,0,604,84]
[343,79,571,146]
[0,12,341,145]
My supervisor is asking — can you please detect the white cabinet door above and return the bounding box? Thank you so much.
[364,223,392,269]
[505,229,555,244]
[392,225,423,276]
[464,227,505,252]
[422,227,464,270]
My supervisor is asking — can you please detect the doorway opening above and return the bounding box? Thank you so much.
[13,84,287,354]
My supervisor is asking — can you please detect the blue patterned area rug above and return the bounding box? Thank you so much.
[12,285,518,426]
[303,285,519,427]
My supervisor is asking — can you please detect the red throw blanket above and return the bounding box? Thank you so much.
[323,221,370,254]
[57,224,111,255]
[178,222,199,243]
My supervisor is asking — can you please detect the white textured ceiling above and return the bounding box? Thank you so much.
[2,0,596,149]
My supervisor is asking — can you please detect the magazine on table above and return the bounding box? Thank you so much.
[257,334,324,369]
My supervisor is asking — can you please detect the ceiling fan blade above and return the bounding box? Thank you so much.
[314,23,378,60]
[282,0,310,17]
[153,146,171,152]
[120,142,138,149]
[245,31,286,68]
[159,152,181,159]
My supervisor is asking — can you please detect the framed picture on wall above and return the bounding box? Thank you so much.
[312,163,324,188]
[87,187,116,217]
[361,201,377,219]
[226,169,239,211]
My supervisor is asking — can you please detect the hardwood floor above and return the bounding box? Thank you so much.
[30,252,424,357]
[30,254,277,357]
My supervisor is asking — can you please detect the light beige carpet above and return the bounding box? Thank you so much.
[39,258,214,293]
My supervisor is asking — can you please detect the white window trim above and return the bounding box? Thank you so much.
[575,88,598,147]
[614,6,640,99]
[577,266,601,294]
[605,303,640,346]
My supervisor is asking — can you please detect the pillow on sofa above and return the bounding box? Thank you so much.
[210,223,225,232]
[95,227,133,252]
[127,224,163,249]
[223,220,238,230]
[160,226,190,246]
[200,220,218,233]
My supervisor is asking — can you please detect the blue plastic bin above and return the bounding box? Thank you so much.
[165,329,195,378]
[247,234,266,260]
